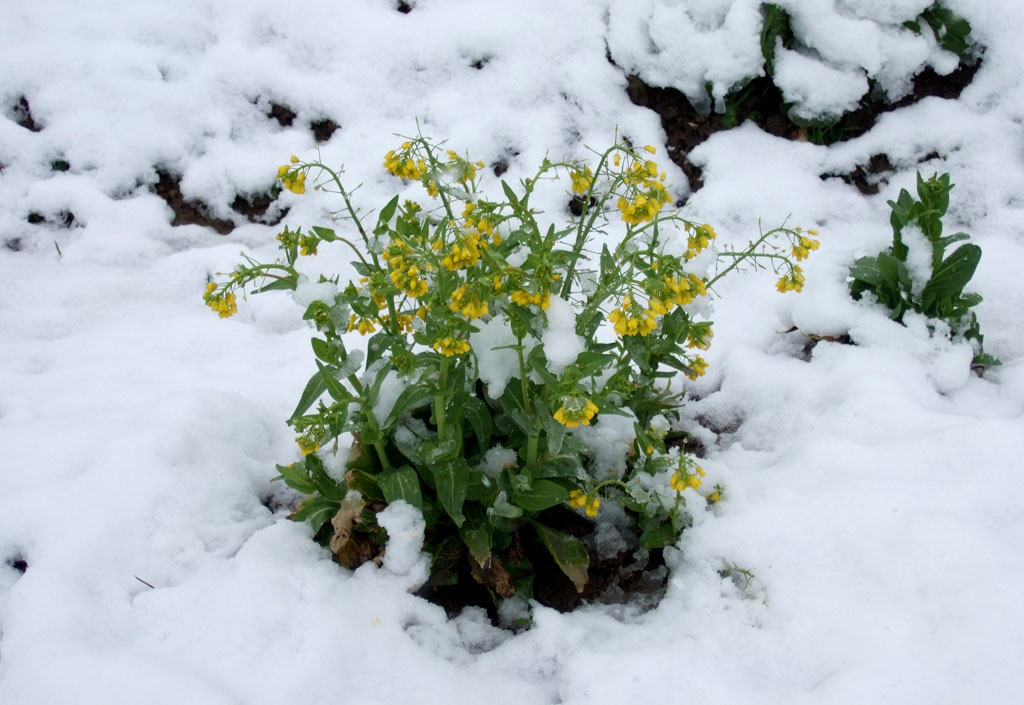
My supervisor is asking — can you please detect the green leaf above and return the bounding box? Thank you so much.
[501,180,520,209]
[288,371,328,422]
[274,463,316,495]
[434,458,469,526]
[377,466,423,509]
[291,496,340,534]
[311,225,337,242]
[533,454,582,479]
[920,244,981,315]
[512,479,568,511]
[306,454,346,501]
[377,195,400,228]
[463,396,493,449]
[459,506,492,568]
[253,275,299,294]
[383,384,435,429]
[532,521,589,593]
[489,491,524,519]
[315,360,351,403]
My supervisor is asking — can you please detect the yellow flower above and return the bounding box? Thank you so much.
[613,153,621,166]
[203,283,238,319]
[643,144,657,154]
[297,436,319,456]
[570,167,594,195]
[553,398,599,428]
[585,496,600,517]
[347,314,377,336]
[279,169,306,195]
[684,355,708,381]
[568,489,587,508]
[608,304,657,337]
[776,266,806,293]
[432,336,471,357]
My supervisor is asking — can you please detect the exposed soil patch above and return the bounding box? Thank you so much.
[5,554,28,574]
[416,506,668,626]
[396,1,413,14]
[153,170,236,235]
[231,190,288,227]
[26,210,75,228]
[821,150,940,196]
[265,101,340,143]
[310,118,340,143]
[9,96,41,132]
[267,102,297,128]
[623,60,980,195]
[152,169,289,234]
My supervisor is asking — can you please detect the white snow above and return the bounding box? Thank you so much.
[3,1,1024,704]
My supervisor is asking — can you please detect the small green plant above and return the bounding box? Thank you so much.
[849,172,997,366]
[204,133,818,610]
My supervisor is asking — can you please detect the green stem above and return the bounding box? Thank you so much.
[515,337,539,467]
[435,356,450,441]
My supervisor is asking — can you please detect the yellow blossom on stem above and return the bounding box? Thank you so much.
[347,314,377,336]
[203,282,238,319]
[432,336,471,357]
[585,496,601,517]
[553,397,599,428]
[684,355,708,381]
[568,489,587,508]
[570,167,594,195]
[776,265,806,293]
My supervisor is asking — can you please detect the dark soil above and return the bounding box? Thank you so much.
[5,554,28,574]
[623,58,981,196]
[152,169,289,235]
[10,96,41,132]
[416,506,668,626]
[26,210,75,228]
[153,170,236,235]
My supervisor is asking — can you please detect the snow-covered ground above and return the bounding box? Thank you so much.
[3,0,1024,702]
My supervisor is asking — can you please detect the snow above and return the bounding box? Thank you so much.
[4,0,1024,703]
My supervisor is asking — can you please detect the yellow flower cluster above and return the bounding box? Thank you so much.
[387,253,429,298]
[347,314,377,335]
[433,336,471,357]
[449,284,489,319]
[203,282,237,318]
[616,149,671,225]
[383,143,427,181]
[571,167,594,195]
[653,273,707,311]
[608,295,657,337]
[776,265,806,293]
[685,224,717,260]
[277,157,307,195]
[297,436,320,456]
[617,189,672,225]
[440,231,486,271]
[670,465,705,492]
[684,355,708,381]
[791,229,820,261]
[568,489,601,517]
[553,397,599,428]
[509,288,551,310]
[686,325,713,350]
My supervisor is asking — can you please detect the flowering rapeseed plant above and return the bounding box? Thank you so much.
[204,134,818,608]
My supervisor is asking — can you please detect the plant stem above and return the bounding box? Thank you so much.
[435,356,449,441]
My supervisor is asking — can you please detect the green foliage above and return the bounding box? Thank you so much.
[905,3,975,60]
[849,172,997,366]
[205,134,817,610]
